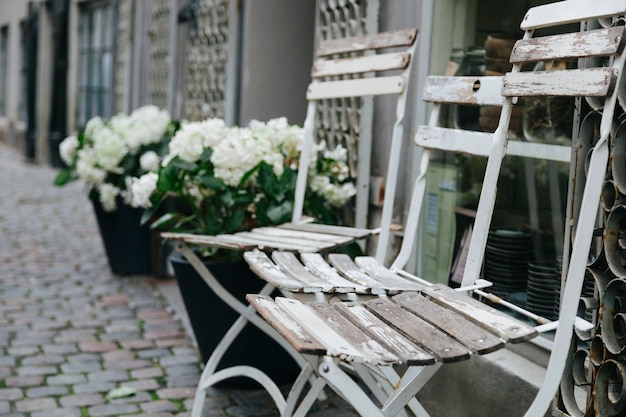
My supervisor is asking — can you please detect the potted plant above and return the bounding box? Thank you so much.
[54,105,179,275]
[129,116,357,386]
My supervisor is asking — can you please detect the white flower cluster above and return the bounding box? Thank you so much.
[58,105,172,212]
[310,142,356,207]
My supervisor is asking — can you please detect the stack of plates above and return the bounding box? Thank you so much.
[553,257,595,321]
[484,230,534,296]
[527,261,559,320]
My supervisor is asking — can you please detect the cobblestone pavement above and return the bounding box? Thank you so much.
[0,143,358,417]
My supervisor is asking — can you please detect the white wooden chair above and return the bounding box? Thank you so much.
[246,2,626,416]
[169,29,420,417]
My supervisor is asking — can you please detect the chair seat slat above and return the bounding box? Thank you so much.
[420,285,538,343]
[317,28,418,56]
[521,0,626,30]
[271,252,349,293]
[354,257,424,291]
[503,68,615,97]
[328,254,397,291]
[251,227,354,245]
[511,27,626,63]
[307,76,405,100]
[246,295,327,354]
[278,222,373,239]
[299,253,372,294]
[221,232,337,252]
[392,292,505,355]
[364,298,471,362]
[244,250,321,293]
[312,52,410,78]
[335,303,436,365]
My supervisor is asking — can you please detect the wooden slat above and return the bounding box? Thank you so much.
[275,297,365,363]
[271,252,351,293]
[422,76,505,106]
[308,303,400,366]
[335,302,436,365]
[364,298,471,362]
[161,232,254,250]
[299,253,373,294]
[312,52,410,78]
[503,68,615,97]
[414,126,493,156]
[327,254,393,291]
[243,250,321,293]
[392,292,504,354]
[246,295,327,355]
[421,285,538,343]
[307,76,405,100]
[354,257,424,291]
[218,232,334,252]
[511,27,626,63]
[251,227,353,245]
[317,28,417,56]
[278,222,373,239]
[521,0,626,30]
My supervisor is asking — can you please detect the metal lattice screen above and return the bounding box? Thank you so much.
[184,0,230,121]
[115,0,130,114]
[150,0,171,109]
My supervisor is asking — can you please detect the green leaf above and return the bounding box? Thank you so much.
[266,200,293,224]
[53,169,74,186]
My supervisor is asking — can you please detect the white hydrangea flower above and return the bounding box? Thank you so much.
[91,127,128,172]
[84,116,105,138]
[59,135,79,165]
[310,175,356,207]
[129,172,158,208]
[75,148,106,185]
[211,127,262,186]
[139,150,161,172]
[97,183,121,212]
[125,105,172,150]
[167,118,228,163]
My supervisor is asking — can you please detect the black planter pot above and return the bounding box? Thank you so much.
[92,198,153,275]
[169,251,300,389]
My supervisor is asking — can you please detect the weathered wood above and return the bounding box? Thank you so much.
[161,232,254,250]
[312,52,410,78]
[422,76,505,106]
[335,302,436,365]
[244,250,320,293]
[246,294,326,355]
[278,222,373,239]
[299,253,372,294]
[414,126,493,156]
[420,285,538,343]
[317,28,418,57]
[521,0,626,30]
[502,68,615,97]
[307,76,405,100]
[308,303,400,365]
[275,297,365,363]
[511,27,626,63]
[217,232,336,252]
[354,257,424,291]
[364,298,471,362]
[271,252,345,293]
[392,292,504,354]
[251,227,354,245]
[327,254,391,291]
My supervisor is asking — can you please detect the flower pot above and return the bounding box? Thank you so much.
[92,198,153,275]
[169,251,300,388]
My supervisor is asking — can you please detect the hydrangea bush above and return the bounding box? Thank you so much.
[133,117,357,245]
[54,105,179,212]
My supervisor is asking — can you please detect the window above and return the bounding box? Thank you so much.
[77,1,115,127]
[0,25,9,116]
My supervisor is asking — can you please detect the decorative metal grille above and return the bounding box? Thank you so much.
[315,0,373,177]
[150,0,171,109]
[557,19,626,415]
[184,0,230,121]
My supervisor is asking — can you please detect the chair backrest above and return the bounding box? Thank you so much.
[499,2,626,416]
[292,29,418,262]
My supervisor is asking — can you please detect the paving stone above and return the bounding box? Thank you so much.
[60,361,101,374]
[47,373,87,385]
[131,367,164,379]
[87,403,140,416]
[157,387,196,399]
[25,385,69,398]
[0,388,23,401]
[160,355,199,367]
[167,373,201,388]
[15,397,58,412]
[137,348,170,359]
[4,375,44,387]
[106,359,153,370]
[72,381,116,394]
[141,399,180,412]
[124,378,161,391]
[41,343,78,355]
[7,346,39,357]
[119,339,155,350]
[21,354,65,366]
[165,364,201,377]
[31,407,82,417]
[59,393,104,407]
[78,340,118,353]
[15,366,58,376]
[88,369,129,383]
[0,401,9,414]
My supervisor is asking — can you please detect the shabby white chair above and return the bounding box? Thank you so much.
[246,1,626,415]
[166,28,421,417]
